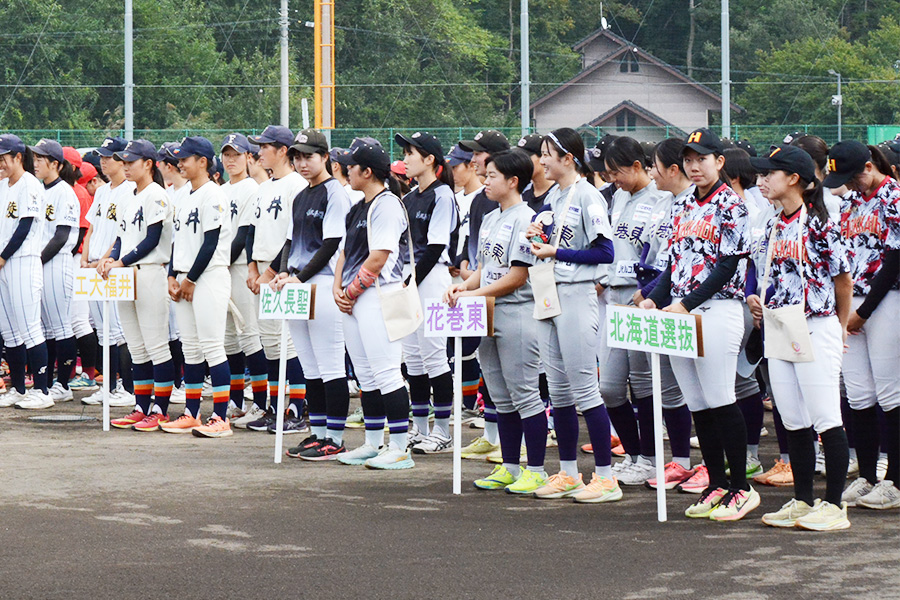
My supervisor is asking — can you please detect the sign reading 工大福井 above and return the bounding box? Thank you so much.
[606,304,703,359]
[73,268,136,301]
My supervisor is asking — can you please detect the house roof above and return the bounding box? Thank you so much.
[532,28,743,113]
[587,100,686,135]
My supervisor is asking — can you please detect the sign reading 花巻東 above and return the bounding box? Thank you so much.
[423,297,494,338]
[258,283,316,320]
[607,304,703,358]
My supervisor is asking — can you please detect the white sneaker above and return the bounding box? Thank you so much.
[232,404,266,429]
[406,423,428,449]
[226,402,244,420]
[81,387,104,405]
[760,426,769,437]
[815,447,826,474]
[337,443,381,465]
[201,376,213,397]
[795,500,851,531]
[243,384,254,402]
[348,379,361,398]
[612,455,635,476]
[842,477,875,507]
[847,457,859,476]
[617,457,656,486]
[15,390,54,410]
[469,416,485,429]
[876,456,888,481]
[412,432,453,455]
[690,435,700,449]
[48,381,74,403]
[169,385,186,405]
[857,480,900,510]
[108,386,135,408]
[364,443,415,470]
[0,388,29,407]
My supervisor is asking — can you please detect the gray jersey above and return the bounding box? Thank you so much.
[478,201,536,304]
[607,180,668,287]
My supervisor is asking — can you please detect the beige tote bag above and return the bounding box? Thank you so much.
[530,181,577,320]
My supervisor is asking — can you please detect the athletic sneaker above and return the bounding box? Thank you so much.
[646,462,695,490]
[246,407,277,432]
[761,498,813,528]
[856,480,900,510]
[815,447,826,474]
[111,410,146,429]
[0,388,29,408]
[474,465,517,490]
[169,386,186,404]
[15,390,54,410]
[298,438,346,461]
[68,373,98,391]
[690,435,700,449]
[746,455,763,478]
[406,424,428,449]
[684,487,728,518]
[546,430,558,448]
[412,432,453,454]
[337,443,381,466]
[47,382,73,402]
[232,404,266,429]
[876,456,888,482]
[760,426,769,437]
[580,443,594,454]
[267,415,309,434]
[847,457,859,476]
[460,408,482,425]
[468,417,485,429]
[610,443,625,457]
[159,413,202,434]
[841,478,875,507]
[506,469,549,494]
[795,500,851,531]
[132,413,169,432]
[754,459,790,486]
[677,464,710,493]
[460,436,499,459]
[80,388,104,405]
[192,415,232,438]
[226,404,244,420]
[109,386,135,408]
[201,376,213,397]
[708,487,760,521]
[572,473,623,503]
[345,406,365,429]
[364,444,415,470]
[612,455,635,476]
[533,472,585,499]
[348,379,361,398]
[286,435,320,458]
[486,445,526,464]
[617,457,656,486]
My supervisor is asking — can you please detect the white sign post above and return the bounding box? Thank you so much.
[424,296,493,495]
[74,268,136,432]
[606,304,703,522]
[259,283,316,463]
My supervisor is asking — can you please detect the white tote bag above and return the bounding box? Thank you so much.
[367,195,424,342]
[761,205,815,363]
[530,181,577,320]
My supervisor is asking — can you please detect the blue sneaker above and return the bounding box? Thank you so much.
[69,373,99,391]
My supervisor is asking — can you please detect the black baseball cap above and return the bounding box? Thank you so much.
[335,142,390,172]
[683,128,723,155]
[172,136,215,162]
[782,131,804,145]
[395,131,444,160]
[221,133,252,153]
[822,141,870,188]
[750,145,817,183]
[96,136,128,157]
[735,139,757,157]
[349,137,382,151]
[114,139,158,162]
[28,138,65,163]
[516,133,543,156]
[249,125,294,147]
[587,134,619,171]
[290,129,329,154]
[459,130,510,153]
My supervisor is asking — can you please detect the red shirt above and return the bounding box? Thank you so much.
[73,182,93,253]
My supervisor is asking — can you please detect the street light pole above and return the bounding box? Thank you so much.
[829,69,842,142]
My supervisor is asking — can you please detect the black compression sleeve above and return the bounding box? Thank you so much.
[681,254,742,312]
[73,227,87,256]
[186,228,220,282]
[856,249,899,320]
[41,225,72,264]
[297,238,340,282]
[230,225,249,265]
[414,244,445,286]
[647,260,673,308]
[511,260,531,268]
[278,240,292,274]
[269,240,289,273]
[121,222,163,266]
[245,225,256,263]
[1,217,34,260]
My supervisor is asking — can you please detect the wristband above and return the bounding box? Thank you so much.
[346,266,378,300]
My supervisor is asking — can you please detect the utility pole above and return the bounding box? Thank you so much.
[124,0,134,140]
[721,0,730,140]
[829,69,843,142]
[280,0,289,127]
[520,0,529,136]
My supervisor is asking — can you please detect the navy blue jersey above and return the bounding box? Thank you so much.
[287,178,350,276]
[466,189,498,270]
[401,181,458,265]
[522,182,556,214]
[341,191,408,288]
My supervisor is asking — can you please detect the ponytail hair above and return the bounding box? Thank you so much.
[58,159,77,186]
[14,148,35,175]
[722,148,755,190]
[652,137,687,175]
[412,146,455,190]
[369,163,402,197]
[149,159,165,187]
[801,178,829,223]
[544,127,594,182]
[867,145,893,179]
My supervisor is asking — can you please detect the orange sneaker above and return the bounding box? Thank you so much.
[132,413,169,432]
[581,443,594,454]
[111,410,146,429]
[192,415,233,438]
[159,413,202,434]
[763,460,794,487]
[533,472,585,499]
[611,443,626,457]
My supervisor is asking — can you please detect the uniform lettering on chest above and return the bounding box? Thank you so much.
[186,208,200,233]
[266,196,283,218]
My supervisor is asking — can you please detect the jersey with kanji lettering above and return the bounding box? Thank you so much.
[640,185,692,273]
[0,172,44,257]
[668,181,749,300]
[287,177,350,277]
[839,176,900,296]
[86,180,136,261]
[402,180,458,266]
[763,209,849,317]
[478,201,536,304]
[251,171,307,262]
[466,190,497,270]
[118,182,172,265]
[608,180,668,287]
[41,178,80,254]
[340,191,408,288]
[223,177,258,265]
[171,181,231,273]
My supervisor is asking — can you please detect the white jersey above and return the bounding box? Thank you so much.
[166,181,191,207]
[0,172,44,257]
[41,179,81,254]
[251,171,307,262]
[118,182,173,265]
[223,177,258,265]
[171,180,232,274]
[344,182,365,206]
[87,179,136,261]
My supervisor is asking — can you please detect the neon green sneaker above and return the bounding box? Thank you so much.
[505,468,548,494]
[474,465,517,490]
[460,436,499,460]
[486,445,526,464]
[685,487,728,518]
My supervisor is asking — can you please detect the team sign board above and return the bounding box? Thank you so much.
[258,283,316,320]
[606,304,703,358]
[423,297,494,338]
[73,268,136,301]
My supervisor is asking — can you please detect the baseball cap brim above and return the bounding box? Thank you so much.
[248,135,278,145]
[446,156,466,167]
[113,150,144,162]
[221,143,247,153]
[394,133,419,149]
[290,143,323,154]
[95,148,117,157]
[458,139,486,153]
[683,142,717,155]
[748,156,777,172]
[334,152,357,166]
[822,170,854,188]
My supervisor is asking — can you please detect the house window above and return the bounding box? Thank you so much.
[616,111,637,132]
[619,52,639,73]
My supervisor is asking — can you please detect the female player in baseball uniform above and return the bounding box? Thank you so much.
[269,129,352,460]
[31,139,81,405]
[525,128,620,503]
[162,136,233,438]
[246,126,307,432]
[332,142,415,470]
[395,131,459,454]
[97,140,176,433]
[444,149,553,494]
[745,145,853,530]
[218,133,269,426]
[0,134,52,409]
[825,141,900,509]
[641,128,757,521]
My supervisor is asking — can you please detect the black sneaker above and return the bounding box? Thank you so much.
[298,437,346,461]
[286,434,319,458]
[247,407,276,432]
[268,415,309,435]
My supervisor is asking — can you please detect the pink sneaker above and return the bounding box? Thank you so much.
[646,462,695,490]
[677,464,709,494]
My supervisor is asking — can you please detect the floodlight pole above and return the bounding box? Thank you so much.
[124,0,134,140]
[314,0,336,130]
[280,0,290,126]
[829,69,842,142]
[520,0,530,136]
[721,0,730,140]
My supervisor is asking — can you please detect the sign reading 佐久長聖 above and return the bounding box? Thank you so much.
[258,283,316,320]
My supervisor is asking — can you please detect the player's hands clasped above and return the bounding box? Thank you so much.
[271,272,299,291]
[443,283,469,307]
[167,276,182,302]
[333,285,355,315]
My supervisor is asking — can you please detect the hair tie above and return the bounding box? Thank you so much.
[436,164,443,179]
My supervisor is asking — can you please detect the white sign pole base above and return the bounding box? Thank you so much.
[274,321,288,464]
[452,337,463,495]
[651,352,666,522]
[102,300,110,432]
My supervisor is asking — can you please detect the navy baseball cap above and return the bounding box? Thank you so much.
[335,142,390,172]
[96,136,128,157]
[822,141,870,188]
[249,125,294,147]
[588,134,619,171]
[221,133,252,153]
[0,134,26,156]
[395,131,444,160]
[459,130,510,154]
[446,144,473,167]
[172,136,215,162]
[157,142,180,165]
[329,147,348,162]
[28,138,65,163]
[750,145,817,183]
[683,128,723,155]
[114,139,158,162]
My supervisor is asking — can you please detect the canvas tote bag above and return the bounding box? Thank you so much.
[530,180,578,320]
